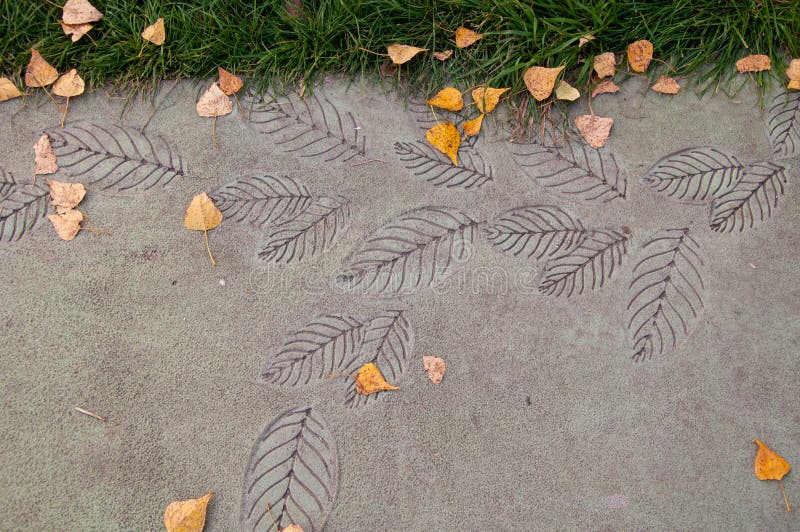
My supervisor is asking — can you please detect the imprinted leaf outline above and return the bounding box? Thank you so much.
[709,161,787,232]
[642,146,744,202]
[394,141,494,190]
[482,205,587,260]
[767,89,800,159]
[209,174,313,228]
[0,170,50,242]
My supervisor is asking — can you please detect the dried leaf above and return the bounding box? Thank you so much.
[387,44,426,65]
[651,75,680,94]
[555,80,580,101]
[455,27,483,49]
[282,526,303,532]
[0,77,22,102]
[217,67,243,96]
[48,179,86,208]
[593,52,616,78]
[787,59,800,81]
[25,49,58,88]
[472,86,509,114]
[48,208,83,241]
[591,79,620,98]
[433,50,453,61]
[627,40,653,73]
[579,34,596,48]
[141,18,165,45]
[34,134,58,176]
[184,193,222,231]
[52,69,85,98]
[574,115,613,149]
[164,492,213,532]
[462,114,484,137]
[59,20,94,42]
[789,80,800,91]
[423,355,446,384]
[62,0,103,24]
[427,87,463,111]
[754,439,791,480]
[355,362,398,396]
[425,122,460,166]
[196,83,232,117]
[523,65,564,101]
[736,54,771,73]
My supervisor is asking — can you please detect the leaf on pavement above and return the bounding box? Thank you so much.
[218,67,243,96]
[52,69,85,97]
[196,83,232,117]
[164,492,214,532]
[34,134,58,176]
[574,115,613,149]
[355,362,399,396]
[736,54,771,73]
[472,86,509,114]
[591,79,619,98]
[555,80,580,101]
[184,192,223,266]
[425,122,460,166]
[48,179,86,208]
[651,75,680,94]
[462,114,483,137]
[427,87,463,111]
[423,355,446,384]
[48,208,83,241]
[593,52,616,78]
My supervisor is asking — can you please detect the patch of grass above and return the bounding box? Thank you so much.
[1,0,798,98]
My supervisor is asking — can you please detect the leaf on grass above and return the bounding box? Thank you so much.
[48,179,86,208]
[217,67,243,96]
[651,75,680,94]
[579,35,596,48]
[574,115,613,149]
[754,439,791,480]
[142,18,165,45]
[423,355,445,384]
[52,69,85,97]
[455,27,483,48]
[48,208,83,241]
[196,83,232,117]
[34,135,58,176]
[591,80,619,98]
[355,362,398,396]
[164,492,213,532]
[427,87,463,112]
[472,87,509,114]
[184,192,222,231]
[59,20,94,42]
[387,44,426,65]
[433,50,453,61]
[523,65,564,101]
[736,54,771,73]
[62,0,103,24]
[462,114,484,137]
[786,59,800,81]
[593,52,616,78]
[25,49,58,88]
[555,80,580,101]
[426,122,460,165]
[627,40,653,73]
[0,77,22,102]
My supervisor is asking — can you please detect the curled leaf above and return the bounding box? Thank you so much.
[736,54,771,73]
[472,86,509,114]
[164,492,213,532]
[593,52,616,78]
[196,83,232,117]
[462,114,484,137]
[52,69,85,98]
[455,26,483,48]
[555,80,580,101]
[217,67,243,96]
[523,65,564,101]
[141,18,165,45]
[387,44,426,65]
[423,355,446,384]
[355,362,399,396]
[48,179,86,208]
[651,75,680,94]
[62,0,103,24]
[427,87,463,111]
[59,20,94,42]
[34,135,58,176]
[591,79,620,98]
[574,115,613,149]
[425,122,460,166]
[0,77,23,102]
[627,40,653,72]
[48,208,83,241]
[433,50,453,61]
[25,49,58,88]
[578,34,596,48]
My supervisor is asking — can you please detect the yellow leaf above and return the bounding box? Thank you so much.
[591,79,619,98]
[52,69,85,97]
[48,179,86,209]
[217,67,243,96]
[34,134,58,176]
[282,525,303,532]
[555,80,580,101]
[471,86,509,114]
[736,54,771,73]
[787,59,800,81]
[0,77,22,102]
[455,26,483,49]
[651,75,680,95]
[462,114,483,137]
[433,50,453,61]
[164,492,214,532]
[142,18,166,46]
[25,49,58,88]
[355,362,398,396]
[426,87,463,112]
[523,65,564,101]
[578,34,596,48]
[753,439,792,512]
[593,52,616,78]
[48,208,83,241]
[425,122,460,166]
[574,114,613,149]
[387,44,426,65]
[184,193,222,266]
[423,355,446,384]
[627,40,653,73]
[62,0,103,24]
[789,80,800,91]
[196,83,232,117]
[59,20,94,42]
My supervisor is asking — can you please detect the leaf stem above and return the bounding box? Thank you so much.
[779,479,792,512]
[203,229,216,266]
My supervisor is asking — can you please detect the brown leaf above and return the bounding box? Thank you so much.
[427,87,463,112]
[142,18,166,45]
[25,49,58,88]
[578,34,596,48]
[282,526,303,532]
[59,20,94,42]
[471,86,509,114]
[52,69,85,98]
[48,208,83,241]
[62,0,103,24]
[0,77,22,102]
[462,114,484,137]
[425,122,460,166]
[164,492,214,532]
[48,179,86,209]
[423,355,446,384]
[574,115,613,149]
[555,80,580,101]
[591,79,620,98]
[523,65,564,101]
[387,44,426,65]
[736,54,771,73]
[378,60,398,78]
[651,75,680,94]
[217,67,243,96]
[627,40,653,73]
[787,58,800,81]
[433,50,453,61]
[355,362,399,396]
[196,83,232,117]
[455,26,483,49]
[789,80,800,91]
[34,134,58,176]
[593,52,616,78]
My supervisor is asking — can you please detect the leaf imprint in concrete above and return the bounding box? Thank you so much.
[393,140,493,189]
[643,146,744,202]
[766,89,800,159]
[482,205,587,259]
[709,161,786,233]
[209,174,313,228]
[0,168,50,242]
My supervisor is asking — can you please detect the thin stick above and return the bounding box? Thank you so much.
[266,503,278,531]
[233,92,244,118]
[325,372,355,379]
[779,480,792,512]
[357,47,387,57]
[137,41,146,58]
[351,159,385,167]
[203,229,216,267]
[211,116,219,148]
[74,406,107,422]
[60,96,70,128]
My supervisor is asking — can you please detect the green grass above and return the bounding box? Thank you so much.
[1,0,798,99]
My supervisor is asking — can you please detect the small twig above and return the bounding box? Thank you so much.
[60,96,70,128]
[779,480,792,512]
[233,92,244,118]
[74,406,107,422]
[211,116,219,149]
[351,159,385,167]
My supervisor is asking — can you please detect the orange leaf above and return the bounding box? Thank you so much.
[455,27,483,49]
[736,54,771,73]
[34,134,58,176]
[62,0,103,24]
[355,362,399,396]
[48,179,86,209]
[282,525,303,532]
[651,75,680,94]
[164,492,214,532]
[433,50,453,61]
[591,79,619,98]
[0,77,23,102]
[787,59,800,81]
[48,208,83,241]
[59,20,94,42]
[425,122,460,166]
[627,40,653,73]
[554,80,580,101]
[754,439,791,481]
[471,86,509,114]
[218,67,243,96]
[462,114,483,137]
[184,193,223,266]
[523,65,564,101]
[196,83,232,117]
[142,18,166,45]
[593,52,616,78]
[427,87,463,112]
[52,69,85,98]
[387,44,426,65]
[423,355,446,384]
[25,49,58,88]
[789,80,800,91]
[574,115,613,149]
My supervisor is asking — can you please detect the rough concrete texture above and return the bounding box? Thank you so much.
[0,76,798,531]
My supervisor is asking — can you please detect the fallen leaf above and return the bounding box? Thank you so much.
[787,59,800,81]
[754,439,792,512]
[555,80,580,101]
[579,34,596,48]
[462,114,484,137]
[282,526,303,532]
[184,192,222,266]
[591,79,620,98]
[59,20,94,42]
[48,208,83,241]
[427,87,463,111]
[217,67,243,96]
[387,44,426,65]
[52,69,85,97]
[433,50,453,61]
[425,122,460,166]
[48,179,86,208]
[196,83,232,117]
[789,80,800,91]
[455,26,483,48]
[142,18,166,46]
[355,362,398,396]
[627,40,653,72]
[736,54,771,73]
[593,52,616,78]
[574,115,613,149]
[651,75,680,94]
[378,60,398,78]
[523,65,564,101]
[34,135,58,176]
[25,49,58,88]
[62,0,103,24]
[423,355,446,384]
[0,77,22,102]
[472,87,509,114]
[164,492,213,532]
